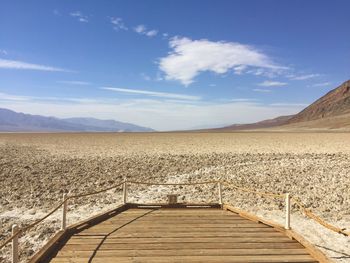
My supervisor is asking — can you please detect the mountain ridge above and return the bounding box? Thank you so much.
[0,108,154,132]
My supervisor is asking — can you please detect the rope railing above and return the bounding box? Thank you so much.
[292,197,349,236]
[69,181,124,199]
[1,178,348,262]
[127,180,219,186]
[222,181,285,199]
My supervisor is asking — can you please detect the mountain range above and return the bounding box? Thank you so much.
[0,108,154,132]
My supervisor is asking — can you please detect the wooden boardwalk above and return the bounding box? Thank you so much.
[45,206,320,263]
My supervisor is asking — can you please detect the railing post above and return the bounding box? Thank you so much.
[123,180,128,204]
[12,224,19,263]
[218,182,223,205]
[285,193,291,230]
[61,193,67,231]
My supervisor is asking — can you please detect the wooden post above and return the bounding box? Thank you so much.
[61,193,67,230]
[285,193,291,230]
[12,224,19,263]
[218,182,223,205]
[123,180,128,204]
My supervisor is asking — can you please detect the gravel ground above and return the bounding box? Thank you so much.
[0,132,349,262]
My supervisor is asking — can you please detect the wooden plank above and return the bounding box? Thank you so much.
[63,236,295,244]
[84,223,270,229]
[80,228,283,235]
[55,248,310,257]
[50,254,317,263]
[68,231,285,239]
[56,242,304,250]
[106,218,247,222]
[59,242,303,251]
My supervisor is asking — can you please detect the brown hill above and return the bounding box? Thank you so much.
[287,80,350,124]
[212,115,293,131]
[211,80,350,132]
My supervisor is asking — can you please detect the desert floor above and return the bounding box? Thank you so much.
[0,132,349,262]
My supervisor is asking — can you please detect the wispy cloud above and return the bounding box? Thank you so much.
[101,87,201,101]
[288,73,320,80]
[0,58,69,72]
[70,11,88,23]
[269,102,309,107]
[109,17,127,31]
[230,98,259,102]
[134,24,158,37]
[159,37,285,86]
[258,80,287,87]
[0,92,32,101]
[310,82,332,87]
[58,80,91,85]
[0,49,8,55]
[145,30,158,37]
[0,92,100,104]
[253,88,272,93]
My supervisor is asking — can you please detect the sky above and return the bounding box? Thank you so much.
[0,0,349,131]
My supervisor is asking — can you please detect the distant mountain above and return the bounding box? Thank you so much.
[211,115,294,131]
[63,117,153,132]
[287,80,350,124]
[0,108,154,132]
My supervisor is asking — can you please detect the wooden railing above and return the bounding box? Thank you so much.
[0,179,348,263]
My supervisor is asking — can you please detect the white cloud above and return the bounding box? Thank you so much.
[159,37,284,86]
[70,11,88,23]
[134,24,146,33]
[253,89,272,93]
[101,87,201,101]
[310,82,332,87]
[146,30,158,37]
[289,74,320,80]
[110,17,127,31]
[58,80,91,85]
[258,80,287,87]
[134,24,158,37]
[0,49,8,55]
[0,58,69,72]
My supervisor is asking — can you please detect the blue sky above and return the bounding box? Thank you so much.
[0,0,349,130]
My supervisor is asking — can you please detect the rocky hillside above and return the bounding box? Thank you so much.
[288,80,350,123]
[213,115,294,131]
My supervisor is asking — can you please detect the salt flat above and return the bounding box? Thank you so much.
[0,132,349,262]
